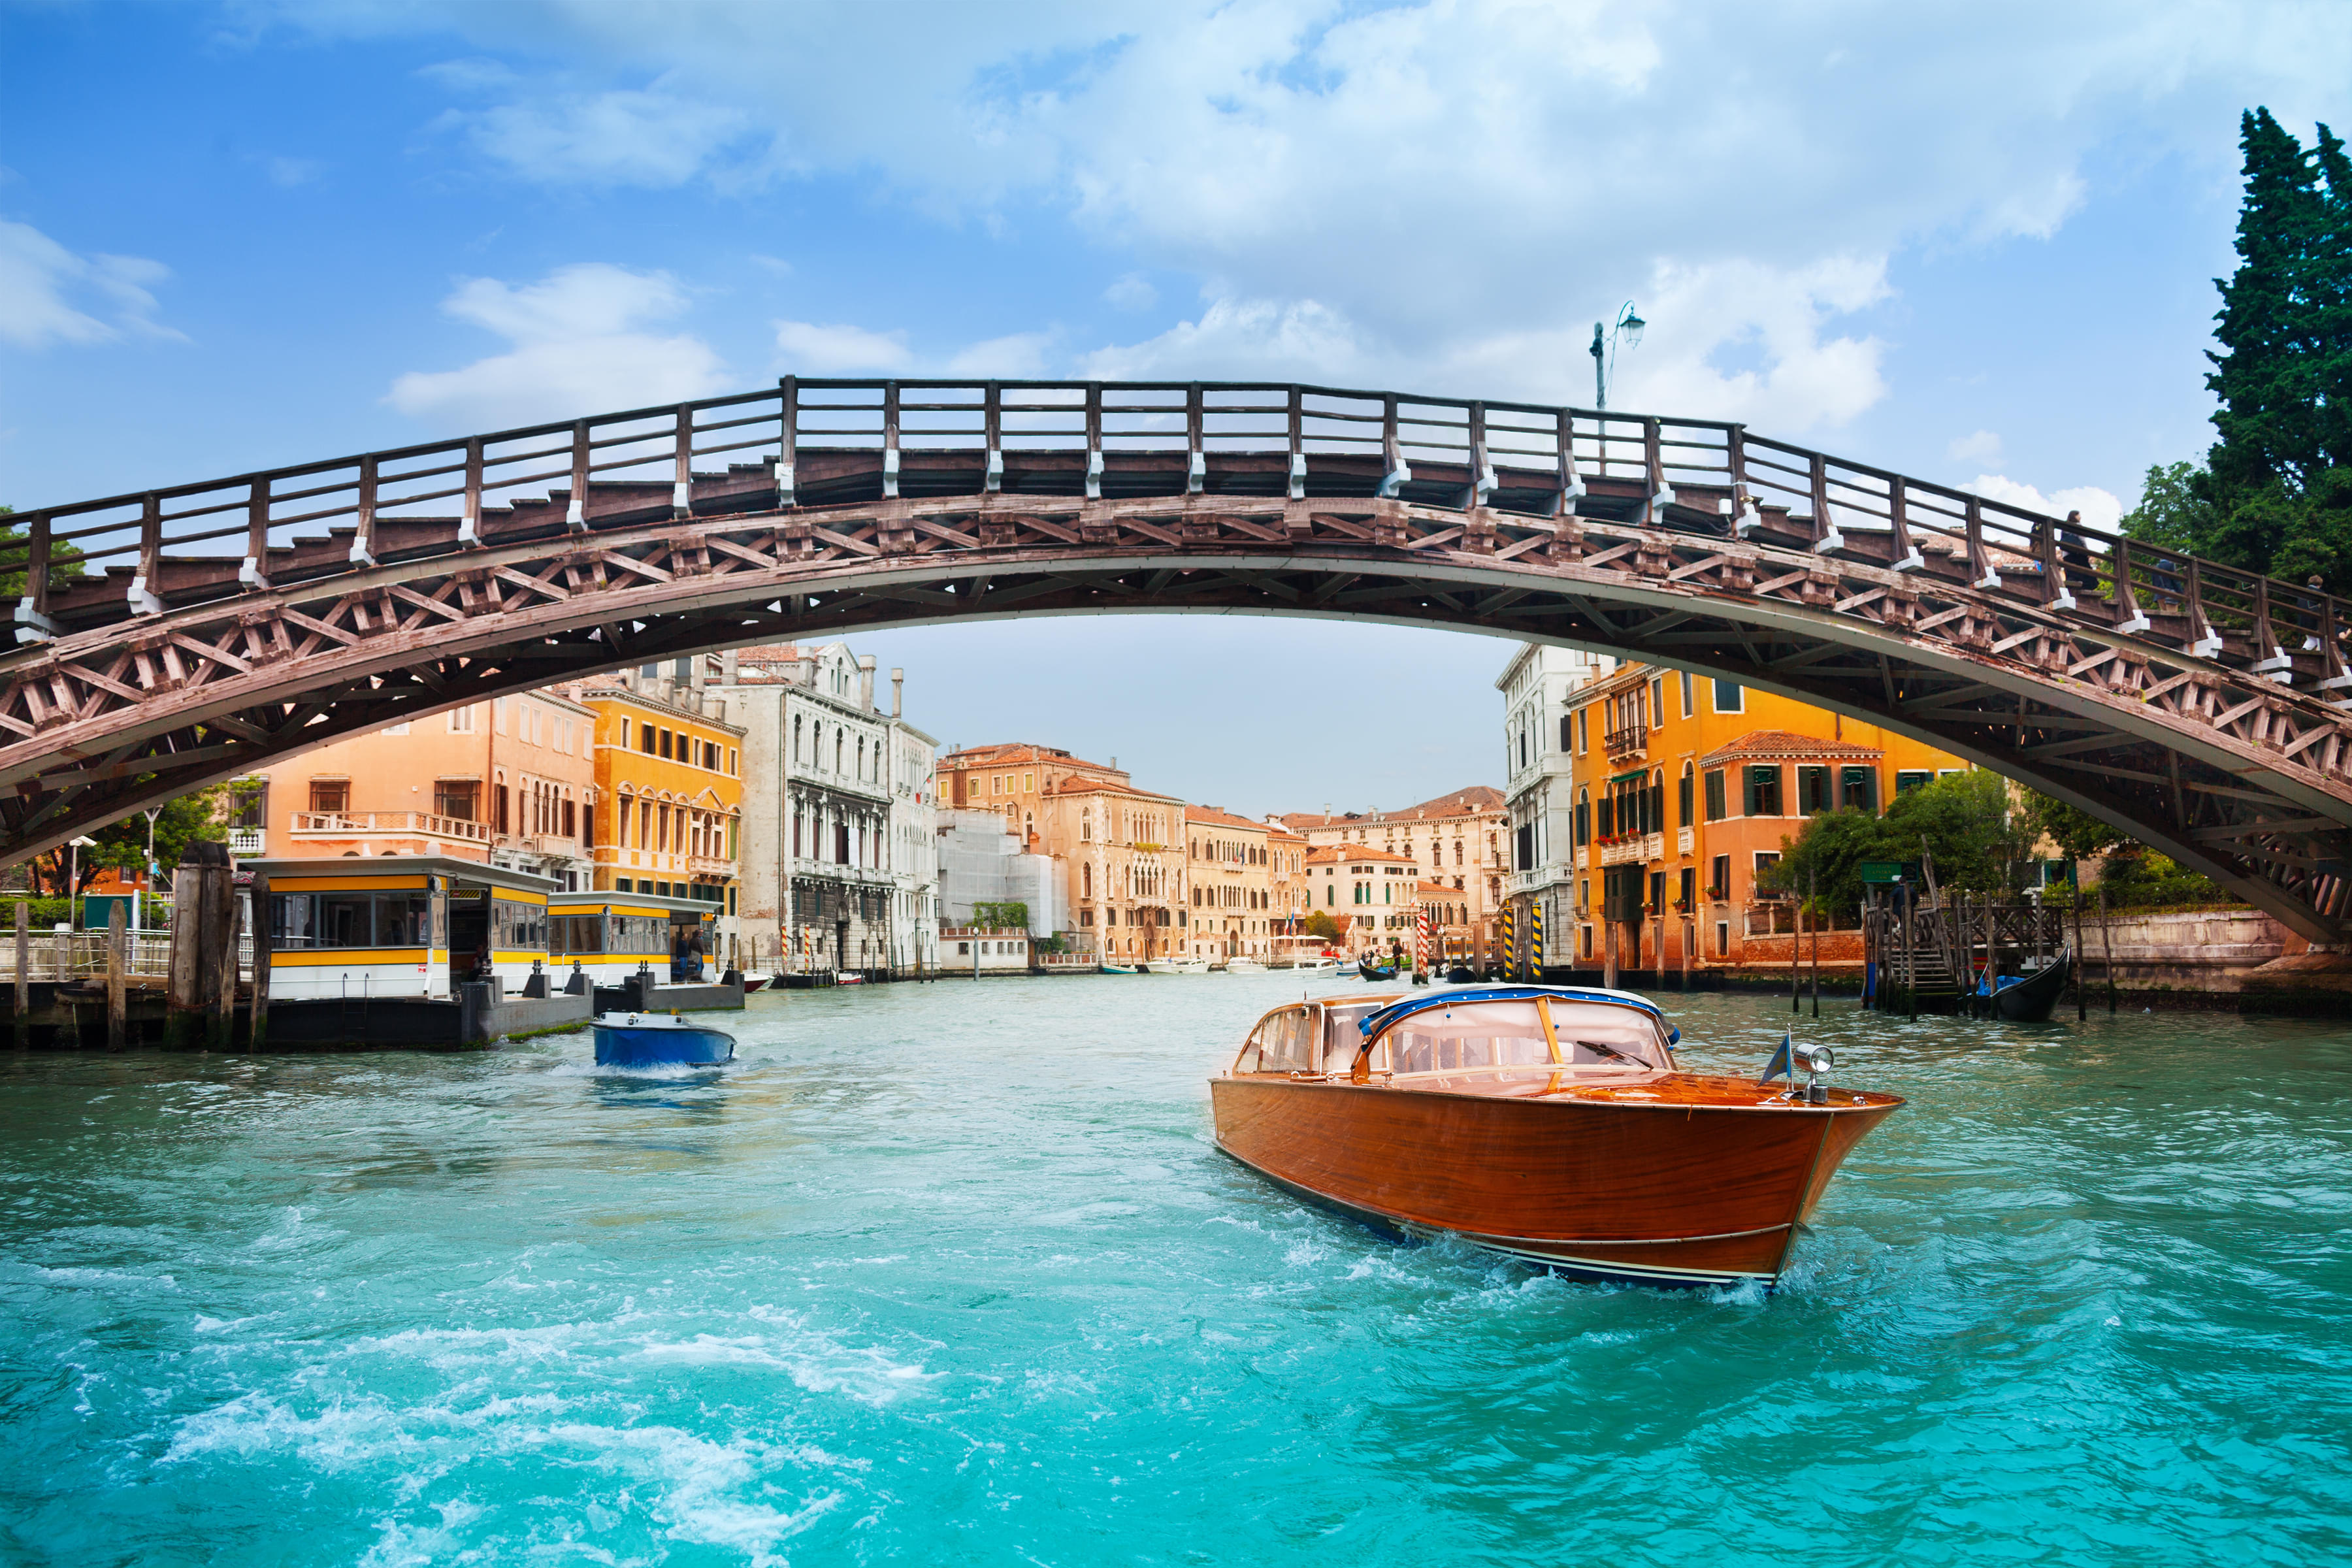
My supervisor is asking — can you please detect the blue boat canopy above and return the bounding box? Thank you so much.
[1356,985,1674,1041]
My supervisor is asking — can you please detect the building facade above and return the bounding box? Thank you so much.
[936,809,1066,936]
[719,644,937,975]
[1495,643,1614,972]
[580,667,745,958]
[938,742,1129,845]
[1037,772,1184,963]
[233,688,598,890]
[1278,785,1511,953]
[1558,661,1972,975]
[1185,807,1275,960]
[1303,843,1421,955]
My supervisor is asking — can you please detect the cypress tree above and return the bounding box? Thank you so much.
[2201,108,2323,511]
[2186,109,2352,592]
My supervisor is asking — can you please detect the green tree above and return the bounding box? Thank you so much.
[2021,789,2132,860]
[2162,109,2352,593]
[33,785,232,896]
[1765,770,2034,917]
[1303,910,1345,943]
[2118,461,2215,555]
[972,900,1030,931]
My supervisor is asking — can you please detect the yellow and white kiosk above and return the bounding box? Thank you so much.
[250,856,557,1002]
[549,889,724,998]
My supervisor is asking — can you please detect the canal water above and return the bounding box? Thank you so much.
[1,979,2346,1567]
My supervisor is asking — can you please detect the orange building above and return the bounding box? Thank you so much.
[939,742,1129,845]
[236,688,598,888]
[1558,662,1968,975]
[1035,771,1183,962]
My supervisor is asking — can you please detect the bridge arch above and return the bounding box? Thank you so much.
[4,378,2349,939]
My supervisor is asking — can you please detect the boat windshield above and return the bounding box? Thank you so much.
[1380,998,1669,1076]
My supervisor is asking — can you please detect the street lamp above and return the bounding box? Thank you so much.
[1589,301,1646,410]
[67,836,97,923]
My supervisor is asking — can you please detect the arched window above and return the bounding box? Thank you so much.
[1083,862,1093,897]
[1679,762,1696,828]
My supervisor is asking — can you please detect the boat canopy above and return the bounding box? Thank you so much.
[1356,985,1670,1039]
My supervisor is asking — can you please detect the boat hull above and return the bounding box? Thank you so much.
[593,1021,736,1066]
[1210,1073,1896,1288]
[1989,953,2070,1022]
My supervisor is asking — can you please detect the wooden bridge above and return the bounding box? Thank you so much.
[5,378,2350,939]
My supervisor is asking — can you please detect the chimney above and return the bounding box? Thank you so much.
[1109,756,1117,772]
[857,655,876,711]
[721,648,739,685]
[796,653,815,687]
[890,668,904,717]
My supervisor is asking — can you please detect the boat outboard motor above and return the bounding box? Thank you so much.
[1795,1043,1835,1105]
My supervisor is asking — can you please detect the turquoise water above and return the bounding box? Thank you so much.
[2,979,2347,1567]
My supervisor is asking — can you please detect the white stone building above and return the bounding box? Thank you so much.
[717,643,938,975]
[1495,642,1614,970]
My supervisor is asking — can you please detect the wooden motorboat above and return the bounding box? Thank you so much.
[594,1011,736,1066]
[1209,985,1903,1290]
[1977,951,2071,1022]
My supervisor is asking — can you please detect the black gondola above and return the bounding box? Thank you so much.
[1357,957,1397,982]
[1978,951,2072,1022]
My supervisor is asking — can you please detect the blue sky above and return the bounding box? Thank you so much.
[3,1,2346,817]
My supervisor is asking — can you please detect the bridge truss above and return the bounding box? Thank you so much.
[5,379,2350,939]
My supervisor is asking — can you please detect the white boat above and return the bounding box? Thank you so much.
[1226,957,1267,974]
[1145,957,1212,975]
[1294,957,1340,975]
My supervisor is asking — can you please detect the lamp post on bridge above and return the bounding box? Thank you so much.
[1590,301,1646,410]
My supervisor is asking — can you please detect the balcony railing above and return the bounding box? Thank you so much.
[1677,826,1694,858]
[1598,833,1665,866]
[508,834,589,860]
[1603,722,1648,758]
[227,827,265,857]
[290,811,489,842]
[687,854,737,878]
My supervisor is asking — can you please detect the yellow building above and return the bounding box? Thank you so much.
[1185,806,1276,960]
[580,672,747,949]
[1562,663,1969,973]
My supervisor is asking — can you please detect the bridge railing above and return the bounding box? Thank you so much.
[7,378,2344,689]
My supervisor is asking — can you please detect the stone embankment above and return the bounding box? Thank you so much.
[1736,906,2345,1013]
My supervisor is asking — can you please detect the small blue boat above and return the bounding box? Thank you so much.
[593,1011,737,1066]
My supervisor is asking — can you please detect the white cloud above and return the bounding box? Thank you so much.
[1948,430,2003,465]
[1967,474,2123,533]
[1103,272,1156,311]
[945,332,1053,379]
[772,319,911,374]
[445,84,758,188]
[387,263,729,429]
[264,155,325,187]
[0,220,182,348]
[278,1,2352,432]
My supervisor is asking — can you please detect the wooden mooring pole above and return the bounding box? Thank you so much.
[1809,869,1820,1019]
[105,901,126,1052]
[2072,887,2087,1022]
[1789,901,1802,1015]
[248,870,270,1050]
[2098,887,2117,1013]
[165,841,235,1051]
[12,900,27,1047]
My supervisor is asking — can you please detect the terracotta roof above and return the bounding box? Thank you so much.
[1698,729,1887,766]
[944,742,1122,774]
[1265,825,1307,845]
[1278,784,1505,830]
[1186,806,1268,832]
[1413,880,1460,896]
[1043,773,1182,803]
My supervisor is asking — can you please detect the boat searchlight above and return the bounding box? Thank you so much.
[1795,1043,1835,1104]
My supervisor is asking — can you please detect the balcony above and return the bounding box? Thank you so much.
[1677,826,1694,858]
[1603,721,1648,759]
[226,827,265,857]
[688,853,737,879]
[509,834,589,861]
[1597,833,1665,867]
[1574,846,1589,872]
[290,811,489,843]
